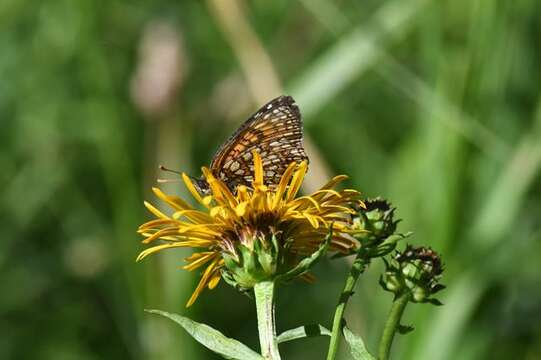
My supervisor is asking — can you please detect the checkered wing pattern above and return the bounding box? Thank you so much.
[210,95,308,191]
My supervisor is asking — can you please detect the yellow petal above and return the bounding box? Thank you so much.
[186,258,220,307]
[286,161,308,201]
[175,232,218,242]
[310,189,341,202]
[144,201,169,219]
[215,180,239,208]
[136,241,214,261]
[172,209,214,224]
[290,195,322,211]
[152,187,195,212]
[202,195,213,206]
[177,223,223,236]
[303,213,319,228]
[272,161,297,209]
[252,150,264,187]
[319,175,348,190]
[183,252,218,271]
[182,173,206,207]
[204,172,225,201]
[252,187,269,212]
[207,272,222,289]
[141,228,181,244]
[235,201,248,217]
[202,168,239,209]
[138,218,177,231]
[184,251,215,262]
[236,185,251,202]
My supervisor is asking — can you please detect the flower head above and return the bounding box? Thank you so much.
[380,245,445,305]
[137,151,360,306]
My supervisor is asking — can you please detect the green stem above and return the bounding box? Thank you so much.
[326,251,369,360]
[254,281,281,360]
[377,292,410,360]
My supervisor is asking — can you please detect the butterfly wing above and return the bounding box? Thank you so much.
[210,95,308,190]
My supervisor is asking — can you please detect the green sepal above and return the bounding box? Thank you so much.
[342,325,376,360]
[277,324,331,344]
[397,324,414,334]
[220,269,252,297]
[383,232,413,245]
[240,244,259,278]
[426,298,444,306]
[145,309,263,360]
[221,269,239,288]
[256,236,276,276]
[222,253,239,272]
[367,232,413,258]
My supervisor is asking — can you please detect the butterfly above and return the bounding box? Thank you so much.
[191,95,308,195]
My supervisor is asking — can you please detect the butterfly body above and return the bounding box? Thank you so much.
[193,95,308,195]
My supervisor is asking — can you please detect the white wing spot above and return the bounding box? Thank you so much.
[230,161,240,172]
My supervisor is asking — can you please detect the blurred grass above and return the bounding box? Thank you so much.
[1,1,540,359]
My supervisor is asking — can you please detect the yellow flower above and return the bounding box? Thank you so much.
[137,151,361,306]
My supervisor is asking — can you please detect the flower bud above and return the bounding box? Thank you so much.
[380,245,445,305]
[352,198,399,246]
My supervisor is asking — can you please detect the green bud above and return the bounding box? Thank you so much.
[380,245,445,305]
[351,198,399,246]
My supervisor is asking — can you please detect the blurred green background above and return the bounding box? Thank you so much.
[2,0,541,359]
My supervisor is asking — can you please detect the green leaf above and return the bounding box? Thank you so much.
[145,309,263,360]
[277,324,331,344]
[343,325,376,360]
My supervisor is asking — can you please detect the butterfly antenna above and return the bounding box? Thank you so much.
[159,164,182,175]
[157,165,184,183]
[157,178,182,183]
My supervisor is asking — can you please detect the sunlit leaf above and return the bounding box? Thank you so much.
[343,325,376,360]
[146,309,263,360]
[277,324,331,344]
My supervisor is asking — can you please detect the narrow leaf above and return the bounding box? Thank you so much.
[277,324,331,344]
[146,309,263,360]
[343,325,376,360]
